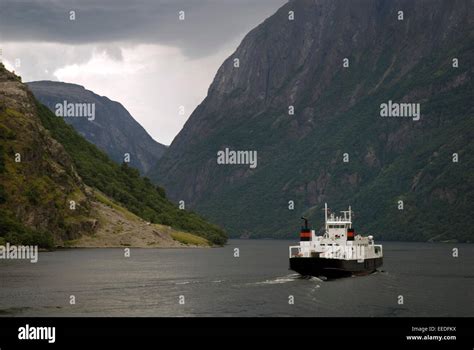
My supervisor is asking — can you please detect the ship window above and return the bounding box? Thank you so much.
[329,225,347,228]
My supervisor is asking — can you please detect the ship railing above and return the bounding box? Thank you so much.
[289,246,301,258]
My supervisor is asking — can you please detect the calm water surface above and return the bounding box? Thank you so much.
[0,240,472,316]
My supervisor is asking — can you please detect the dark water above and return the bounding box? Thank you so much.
[0,240,472,317]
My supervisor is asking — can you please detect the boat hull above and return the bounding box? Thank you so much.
[289,257,383,278]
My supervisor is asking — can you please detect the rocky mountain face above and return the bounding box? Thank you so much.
[28,81,166,174]
[151,0,474,242]
[0,69,96,245]
[0,65,226,247]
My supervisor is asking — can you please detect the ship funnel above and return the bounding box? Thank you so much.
[347,228,355,241]
[300,217,311,241]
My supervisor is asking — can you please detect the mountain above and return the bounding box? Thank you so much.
[150,0,474,242]
[27,81,166,174]
[0,64,226,248]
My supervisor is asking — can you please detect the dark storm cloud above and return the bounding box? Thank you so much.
[0,0,287,57]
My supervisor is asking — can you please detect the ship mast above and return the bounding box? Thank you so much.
[349,206,352,228]
[324,202,328,231]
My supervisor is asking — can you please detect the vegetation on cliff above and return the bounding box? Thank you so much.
[34,102,226,245]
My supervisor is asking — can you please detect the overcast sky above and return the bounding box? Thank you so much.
[0,0,287,144]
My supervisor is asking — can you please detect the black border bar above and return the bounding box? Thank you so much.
[0,317,472,348]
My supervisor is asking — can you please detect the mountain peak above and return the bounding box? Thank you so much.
[27,80,86,90]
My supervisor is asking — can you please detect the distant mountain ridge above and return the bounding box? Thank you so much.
[28,80,166,174]
[151,0,474,242]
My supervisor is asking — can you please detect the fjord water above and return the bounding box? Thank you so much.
[0,240,472,317]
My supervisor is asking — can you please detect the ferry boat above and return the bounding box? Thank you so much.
[289,203,383,278]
